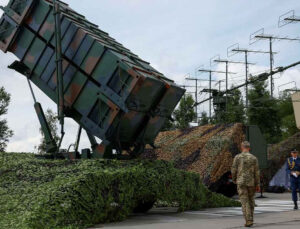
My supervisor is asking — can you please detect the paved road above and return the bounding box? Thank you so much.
[92,193,300,229]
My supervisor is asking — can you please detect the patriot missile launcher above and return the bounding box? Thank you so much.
[0,0,184,158]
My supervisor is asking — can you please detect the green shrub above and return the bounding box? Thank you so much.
[0,153,240,229]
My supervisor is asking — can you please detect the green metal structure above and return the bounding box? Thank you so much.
[0,0,185,158]
[246,125,268,169]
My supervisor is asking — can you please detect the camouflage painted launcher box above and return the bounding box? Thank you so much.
[0,0,184,149]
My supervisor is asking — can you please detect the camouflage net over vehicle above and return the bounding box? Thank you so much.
[142,123,246,189]
[265,132,300,185]
[0,153,239,229]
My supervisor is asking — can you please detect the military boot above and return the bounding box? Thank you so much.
[245,221,253,227]
[294,201,298,210]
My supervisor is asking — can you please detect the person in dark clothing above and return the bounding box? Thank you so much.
[286,149,300,210]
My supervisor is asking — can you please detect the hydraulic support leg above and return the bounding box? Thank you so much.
[34,102,58,154]
[86,132,113,158]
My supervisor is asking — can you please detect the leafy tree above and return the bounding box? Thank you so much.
[173,94,196,129]
[212,88,245,124]
[199,111,209,126]
[37,109,59,154]
[277,93,298,140]
[225,87,245,123]
[247,79,281,143]
[161,118,175,131]
[0,87,13,152]
[211,91,226,124]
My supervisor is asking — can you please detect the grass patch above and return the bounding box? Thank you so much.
[0,152,240,229]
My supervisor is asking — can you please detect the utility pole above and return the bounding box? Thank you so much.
[250,28,300,97]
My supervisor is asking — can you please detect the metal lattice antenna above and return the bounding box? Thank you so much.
[185,72,200,122]
[195,68,235,120]
[178,84,202,103]
[215,79,225,91]
[250,28,300,44]
[194,60,300,108]
[185,73,215,122]
[278,10,300,27]
[278,81,297,96]
[211,55,253,113]
[227,43,276,108]
[249,28,300,97]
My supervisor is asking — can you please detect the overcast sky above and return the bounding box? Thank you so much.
[1,0,300,152]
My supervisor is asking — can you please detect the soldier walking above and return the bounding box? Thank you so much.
[286,149,300,210]
[231,141,260,227]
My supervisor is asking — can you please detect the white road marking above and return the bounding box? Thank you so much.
[184,200,295,217]
[184,212,237,217]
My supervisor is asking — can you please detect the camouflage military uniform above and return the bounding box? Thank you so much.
[231,151,260,224]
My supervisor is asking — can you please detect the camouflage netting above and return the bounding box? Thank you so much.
[0,152,240,229]
[142,123,246,189]
[265,132,300,185]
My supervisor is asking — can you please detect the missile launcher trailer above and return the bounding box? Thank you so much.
[0,0,185,158]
